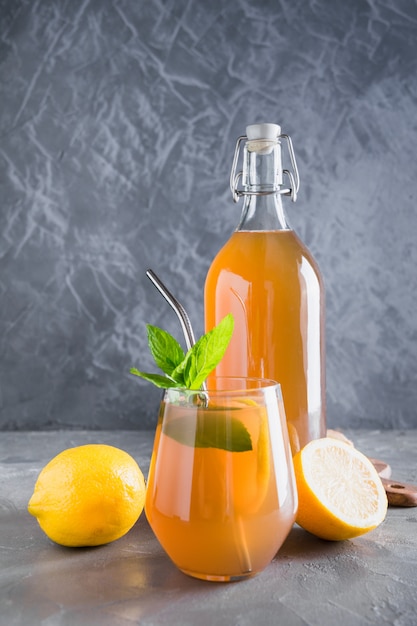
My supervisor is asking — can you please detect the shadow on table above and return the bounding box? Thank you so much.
[277,524,350,561]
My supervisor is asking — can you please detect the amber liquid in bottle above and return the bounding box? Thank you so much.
[204,124,326,451]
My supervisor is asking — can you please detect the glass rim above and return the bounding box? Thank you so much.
[163,376,282,396]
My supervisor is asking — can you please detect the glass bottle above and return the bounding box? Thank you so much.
[204,123,326,452]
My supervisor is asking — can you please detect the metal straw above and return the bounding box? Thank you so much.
[146,269,207,393]
[146,269,196,351]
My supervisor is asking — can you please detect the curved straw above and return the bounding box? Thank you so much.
[146,269,207,394]
[146,269,196,351]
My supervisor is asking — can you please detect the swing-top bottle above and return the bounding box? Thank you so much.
[204,123,326,452]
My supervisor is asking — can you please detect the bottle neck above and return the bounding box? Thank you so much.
[236,141,291,232]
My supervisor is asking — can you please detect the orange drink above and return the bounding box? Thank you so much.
[205,230,325,451]
[145,378,297,582]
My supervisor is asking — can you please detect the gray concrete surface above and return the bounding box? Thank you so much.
[1,429,416,625]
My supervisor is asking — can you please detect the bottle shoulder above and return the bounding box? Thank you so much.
[230,229,319,260]
[206,229,324,283]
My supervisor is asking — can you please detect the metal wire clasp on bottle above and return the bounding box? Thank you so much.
[229,133,300,204]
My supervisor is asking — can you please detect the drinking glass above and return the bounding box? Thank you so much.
[145,377,298,582]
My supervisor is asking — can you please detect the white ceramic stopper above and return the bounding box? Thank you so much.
[246,123,281,141]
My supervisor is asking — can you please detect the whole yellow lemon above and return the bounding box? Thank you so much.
[28,444,146,547]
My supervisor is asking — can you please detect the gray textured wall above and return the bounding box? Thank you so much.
[1,0,417,431]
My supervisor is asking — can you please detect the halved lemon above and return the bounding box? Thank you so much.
[293,438,388,541]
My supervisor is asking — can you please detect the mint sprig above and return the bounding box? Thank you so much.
[130,313,234,390]
[130,313,252,453]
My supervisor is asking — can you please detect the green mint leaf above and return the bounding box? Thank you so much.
[182,314,234,389]
[169,360,186,386]
[146,325,185,376]
[129,313,234,391]
[130,368,178,389]
[163,411,252,452]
